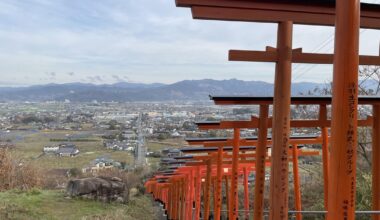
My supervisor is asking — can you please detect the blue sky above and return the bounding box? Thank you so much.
[0,0,380,86]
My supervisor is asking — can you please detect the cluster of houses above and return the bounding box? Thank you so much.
[82,156,126,173]
[103,139,137,151]
[43,143,80,157]
[102,129,138,151]
[161,148,181,158]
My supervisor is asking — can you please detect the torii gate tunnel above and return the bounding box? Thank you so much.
[144,0,380,219]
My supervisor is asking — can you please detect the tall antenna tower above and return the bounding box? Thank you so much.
[134,112,146,167]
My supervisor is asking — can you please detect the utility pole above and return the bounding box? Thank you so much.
[134,112,146,167]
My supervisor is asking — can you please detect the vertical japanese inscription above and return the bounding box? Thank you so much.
[347,83,357,209]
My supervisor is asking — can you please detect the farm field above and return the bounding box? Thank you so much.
[7,130,135,169]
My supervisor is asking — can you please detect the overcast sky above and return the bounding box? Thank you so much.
[1,0,380,86]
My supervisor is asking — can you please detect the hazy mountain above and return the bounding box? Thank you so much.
[103,82,165,89]
[0,79,327,102]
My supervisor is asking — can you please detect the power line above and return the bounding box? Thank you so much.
[292,32,335,73]
[292,0,380,81]
[292,29,372,81]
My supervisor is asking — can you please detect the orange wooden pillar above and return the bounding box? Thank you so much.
[320,104,329,212]
[173,181,177,220]
[269,21,293,220]
[182,176,187,220]
[243,167,249,219]
[180,179,184,220]
[292,144,302,220]
[171,183,175,219]
[328,0,360,219]
[187,170,194,220]
[195,166,201,220]
[204,159,212,220]
[212,176,217,217]
[190,170,195,220]
[178,180,182,220]
[191,170,196,220]
[177,180,181,220]
[180,178,185,220]
[229,128,240,219]
[175,180,179,220]
[169,182,174,219]
[254,104,269,220]
[373,104,380,220]
[224,175,230,217]
[215,146,224,220]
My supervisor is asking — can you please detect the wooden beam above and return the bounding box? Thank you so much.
[200,137,325,147]
[191,6,335,26]
[229,49,380,65]
[176,0,380,29]
[229,50,278,62]
[197,117,372,130]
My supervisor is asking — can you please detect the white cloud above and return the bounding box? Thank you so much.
[0,0,379,86]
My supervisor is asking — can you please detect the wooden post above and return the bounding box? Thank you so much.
[195,166,201,220]
[177,180,181,220]
[254,104,269,220]
[188,170,195,220]
[174,181,178,220]
[225,175,230,217]
[180,178,185,220]
[178,180,181,220]
[243,167,249,219]
[269,21,293,220]
[373,104,380,220]
[171,181,175,220]
[169,183,173,219]
[205,159,212,220]
[213,177,217,217]
[229,128,241,219]
[292,145,302,220]
[320,104,329,212]
[328,0,360,219]
[215,146,223,220]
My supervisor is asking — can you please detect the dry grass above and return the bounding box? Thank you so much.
[0,149,42,191]
[0,189,158,220]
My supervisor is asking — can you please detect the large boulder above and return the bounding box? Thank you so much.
[66,178,98,197]
[66,176,128,203]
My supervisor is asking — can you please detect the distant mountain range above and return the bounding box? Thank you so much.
[0,79,329,102]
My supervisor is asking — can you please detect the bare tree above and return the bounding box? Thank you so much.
[359,65,380,95]
[306,66,380,168]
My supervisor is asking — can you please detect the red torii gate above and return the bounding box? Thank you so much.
[192,126,326,219]
[185,138,319,219]
[178,151,258,220]
[149,146,258,219]
[208,95,380,219]
[147,143,317,220]
[175,1,380,219]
